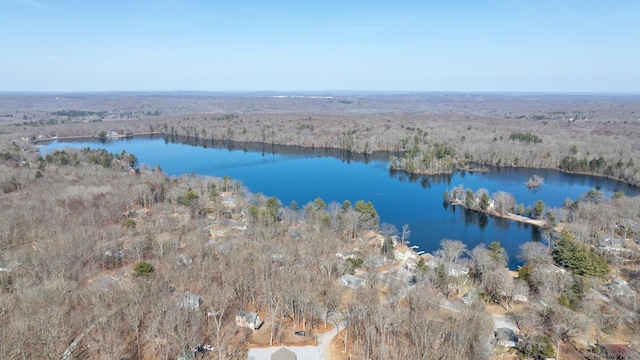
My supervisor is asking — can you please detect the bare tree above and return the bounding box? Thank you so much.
[493,191,516,214]
[436,239,467,265]
[481,267,515,309]
[400,224,411,246]
[518,241,553,266]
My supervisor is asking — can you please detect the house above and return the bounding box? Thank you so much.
[393,249,415,262]
[271,347,296,360]
[339,274,366,289]
[363,256,385,268]
[462,290,479,305]
[247,346,321,360]
[513,293,529,303]
[423,257,469,277]
[495,328,520,348]
[598,237,624,252]
[336,251,358,260]
[176,292,202,310]
[608,278,636,297]
[106,131,120,138]
[220,194,237,209]
[235,311,263,330]
[447,263,470,277]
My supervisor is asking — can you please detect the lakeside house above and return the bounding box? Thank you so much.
[425,259,470,277]
[236,311,263,330]
[393,249,415,261]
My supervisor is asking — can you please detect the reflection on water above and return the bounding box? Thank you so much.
[41,135,638,268]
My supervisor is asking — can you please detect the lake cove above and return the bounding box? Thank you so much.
[41,135,639,268]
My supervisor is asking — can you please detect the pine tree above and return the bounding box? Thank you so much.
[480,192,491,210]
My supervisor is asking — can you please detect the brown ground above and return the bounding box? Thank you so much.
[247,316,336,348]
[328,329,352,360]
[486,299,639,360]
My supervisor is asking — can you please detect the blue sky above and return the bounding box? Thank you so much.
[1,0,638,93]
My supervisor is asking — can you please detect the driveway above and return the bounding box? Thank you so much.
[247,322,345,360]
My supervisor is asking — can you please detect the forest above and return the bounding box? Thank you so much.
[0,93,639,359]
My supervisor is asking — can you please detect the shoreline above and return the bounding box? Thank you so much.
[30,131,639,188]
[31,131,162,143]
[446,199,548,228]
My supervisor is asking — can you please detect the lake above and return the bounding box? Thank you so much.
[41,135,639,268]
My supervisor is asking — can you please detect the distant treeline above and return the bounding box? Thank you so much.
[51,110,109,118]
[559,155,635,177]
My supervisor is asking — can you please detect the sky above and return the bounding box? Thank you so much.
[0,0,639,93]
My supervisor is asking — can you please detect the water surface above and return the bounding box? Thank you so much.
[41,135,638,268]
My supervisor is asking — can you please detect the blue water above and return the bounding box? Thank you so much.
[41,136,639,268]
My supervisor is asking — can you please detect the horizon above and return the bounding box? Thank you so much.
[1,90,639,97]
[1,1,639,93]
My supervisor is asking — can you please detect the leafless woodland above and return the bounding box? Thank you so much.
[1,92,639,184]
[0,93,639,359]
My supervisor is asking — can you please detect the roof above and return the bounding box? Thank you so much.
[176,292,201,310]
[248,346,320,360]
[237,310,259,324]
[462,290,479,304]
[495,327,519,347]
[608,279,637,297]
[599,237,624,250]
[339,274,366,288]
[447,263,470,277]
[271,347,296,360]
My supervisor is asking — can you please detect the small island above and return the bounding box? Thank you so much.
[443,185,550,228]
[525,174,544,188]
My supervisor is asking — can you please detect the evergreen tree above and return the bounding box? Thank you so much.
[465,189,475,208]
[382,236,395,260]
[532,200,546,219]
[552,229,609,277]
[314,197,326,210]
[265,196,281,223]
[488,241,507,267]
[480,192,491,210]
